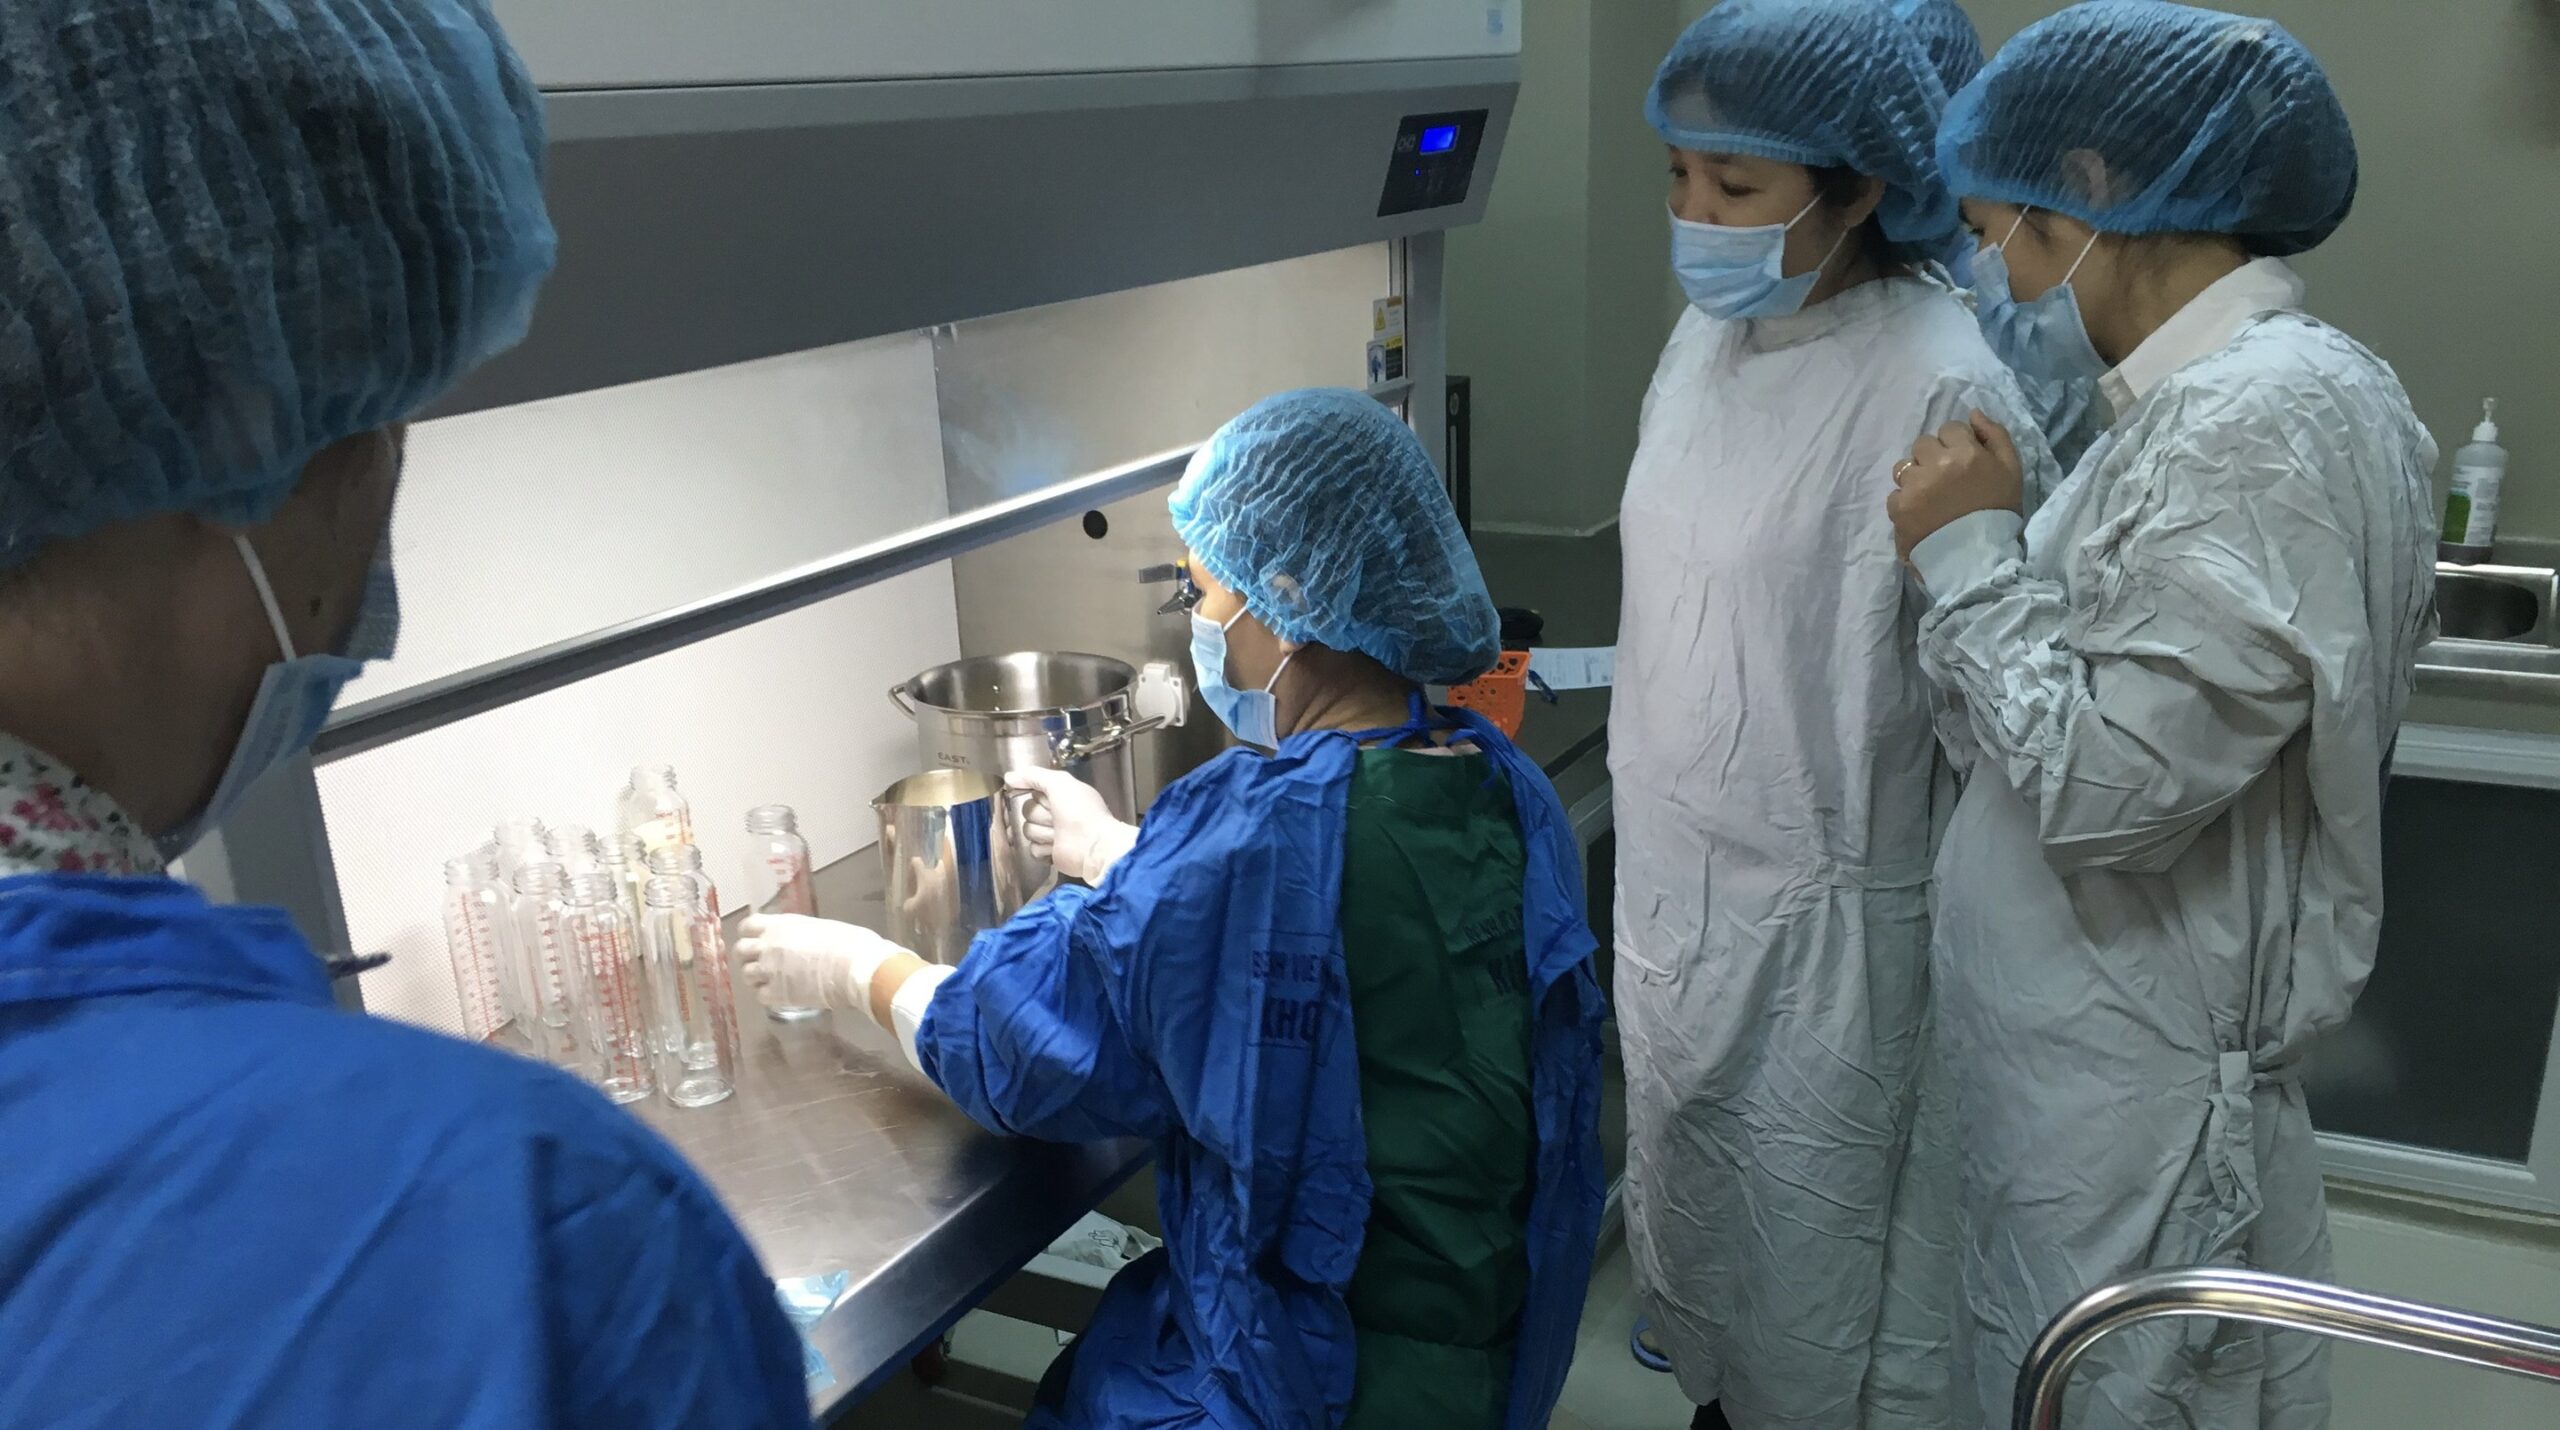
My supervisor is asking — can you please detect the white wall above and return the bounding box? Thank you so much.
[330,335,960,1036]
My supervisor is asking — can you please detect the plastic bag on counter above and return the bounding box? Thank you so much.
[1044,1212,1163,1271]
[774,1269,852,1391]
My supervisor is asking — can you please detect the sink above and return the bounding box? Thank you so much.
[2419,564,2560,698]
[2435,565,2555,644]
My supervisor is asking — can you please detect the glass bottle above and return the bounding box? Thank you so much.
[508,861,585,1071]
[546,822,605,877]
[598,836,647,933]
[474,843,536,1030]
[640,874,740,1108]
[616,764,696,855]
[442,855,511,1043]
[646,844,720,921]
[566,874,654,1104]
[743,805,822,1022]
[492,818,551,879]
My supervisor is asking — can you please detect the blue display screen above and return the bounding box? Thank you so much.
[1420,124,1460,155]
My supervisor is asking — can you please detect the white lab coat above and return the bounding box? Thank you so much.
[1907,260,2439,1430]
[1611,276,2058,1430]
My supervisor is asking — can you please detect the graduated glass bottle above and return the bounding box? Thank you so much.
[473,845,536,1029]
[616,765,696,856]
[598,836,648,932]
[442,854,512,1043]
[645,844,720,921]
[546,823,605,877]
[743,805,822,1022]
[508,861,585,1071]
[640,874,740,1108]
[565,874,654,1104]
[492,818,551,879]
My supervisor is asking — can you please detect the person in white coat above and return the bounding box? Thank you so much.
[1609,2,2057,1427]
[1888,6,2439,1429]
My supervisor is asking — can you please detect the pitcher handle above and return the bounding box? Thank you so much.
[887,682,916,716]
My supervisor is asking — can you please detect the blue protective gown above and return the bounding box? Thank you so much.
[0,873,810,1430]
[918,708,1606,1430]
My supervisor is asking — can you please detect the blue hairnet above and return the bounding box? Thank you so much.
[1938,1,2356,254]
[1645,0,1960,246]
[1889,0,1984,96]
[0,0,556,571]
[1169,389,1499,686]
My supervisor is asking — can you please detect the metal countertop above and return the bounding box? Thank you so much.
[629,856,1142,1421]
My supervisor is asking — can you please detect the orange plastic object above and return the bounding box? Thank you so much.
[1447,650,1531,736]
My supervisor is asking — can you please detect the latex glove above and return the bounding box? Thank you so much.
[1006,767,1139,884]
[734,914,907,1014]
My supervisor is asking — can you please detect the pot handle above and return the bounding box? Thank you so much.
[887,682,916,716]
[1050,716,1166,766]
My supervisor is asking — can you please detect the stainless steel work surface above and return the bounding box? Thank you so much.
[629,860,1145,1419]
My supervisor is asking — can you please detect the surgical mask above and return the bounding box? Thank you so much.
[1669,194,1848,321]
[1972,211,2108,386]
[154,534,397,861]
[1189,609,1296,750]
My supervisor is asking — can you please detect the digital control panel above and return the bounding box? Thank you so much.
[1377,109,1489,217]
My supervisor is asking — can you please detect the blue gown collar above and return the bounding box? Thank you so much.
[0,874,334,1011]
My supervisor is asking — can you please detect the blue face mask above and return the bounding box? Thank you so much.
[1972,212,2108,386]
[155,532,399,861]
[1669,194,1847,321]
[1189,608,1296,750]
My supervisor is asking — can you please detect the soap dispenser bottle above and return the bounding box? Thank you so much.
[2439,398,2508,565]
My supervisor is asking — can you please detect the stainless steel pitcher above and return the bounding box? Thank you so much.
[873,768,1046,966]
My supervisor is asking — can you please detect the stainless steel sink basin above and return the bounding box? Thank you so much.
[2434,564,2556,644]
[2418,564,2560,699]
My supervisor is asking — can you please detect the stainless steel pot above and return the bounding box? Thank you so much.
[873,769,1041,966]
[888,651,1183,823]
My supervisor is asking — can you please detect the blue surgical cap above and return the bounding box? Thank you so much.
[1938,1,2356,255]
[1889,0,1985,97]
[1169,389,1499,686]
[1645,0,1960,247]
[0,0,557,571]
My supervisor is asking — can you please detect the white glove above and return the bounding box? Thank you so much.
[1006,767,1139,884]
[734,914,904,1013]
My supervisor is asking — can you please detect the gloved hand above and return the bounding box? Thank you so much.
[1006,767,1140,884]
[734,914,908,1014]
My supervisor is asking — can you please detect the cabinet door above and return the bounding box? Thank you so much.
[2305,774,2560,1164]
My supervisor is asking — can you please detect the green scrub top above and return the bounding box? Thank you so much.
[1337,747,1536,1430]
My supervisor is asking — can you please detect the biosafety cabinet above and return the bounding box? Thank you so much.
[193,0,1521,985]
[182,9,1518,1404]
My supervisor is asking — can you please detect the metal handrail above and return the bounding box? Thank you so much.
[311,441,1199,763]
[2014,1268,2560,1430]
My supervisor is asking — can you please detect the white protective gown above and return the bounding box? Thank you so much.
[1907,260,2439,1430]
[1612,275,2058,1430]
